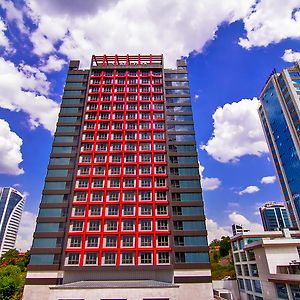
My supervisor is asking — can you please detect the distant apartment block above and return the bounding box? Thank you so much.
[259,202,290,231]
[232,224,250,236]
[231,229,300,300]
[258,62,300,228]
[0,187,25,255]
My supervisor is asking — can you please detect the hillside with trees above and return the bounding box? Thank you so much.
[209,236,236,280]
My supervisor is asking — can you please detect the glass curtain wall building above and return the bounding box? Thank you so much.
[259,202,290,231]
[0,187,25,255]
[23,55,213,300]
[259,62,300,229]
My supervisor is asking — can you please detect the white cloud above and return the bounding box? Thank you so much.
[201,98,268,163]
[0,17,12,52]
[0,119,24,175]
[206,218,231,242]
[15,211,36,252]
[0,57,60,133]
[0,0,27,33]
[25,0,256,67]
[282,49,300,62]
[261,176,276,184]
[199,162,221,191]
[195,94,199,99]
[40,55,67,73]
[229,211,263,232]
[202,177,222,191]
[238,185,260,195]
[239,0,300,49]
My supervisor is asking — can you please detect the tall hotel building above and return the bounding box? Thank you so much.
[259,61,300,229]
[23,55,213,300]
[0,187,25,255]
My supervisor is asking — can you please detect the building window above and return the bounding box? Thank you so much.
[156,178,166,187]
[157,205,167,215]
[158,252,170,264]
[276,283,288,299]
[122,253,133,264]
[111,155,121,162]
[141,178,151,187]
[140,220,152,231]
[140,205,152,215]
[110,166,121,175]
[70,236,81,248]
[140,166,151,174]
[157,220,168,230]
[93,180,104,188]
[68,253,80,265]
[157,191,167,201]
[105,236,117,247]
[86,236,99,247]
[89,221,100,231]
[73,206,85,216]
[91,192,103,202]
[125,155,136,162]
[75,193,87,202]
[107,205,119,216]
[125,166,135,174]
[140,235,152,247]
[124,179,135,187]
[104,253,116,265]
[72,221,83,232]
[122,236,134,247]
[123,220,134,231]
[140,252,152,264]
[123,205,135,216]
[106,220,118,231]
[110,179,120,188]
[90,206,101,216]
[157,235,169,247]
[140,191,151,201]
[85,253,98,265]
[123,192,135,201]
[107,192,120,201]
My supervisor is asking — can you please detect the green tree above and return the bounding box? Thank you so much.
[219,236,231,257]
[0,249,20,266]
[0,265,25,300]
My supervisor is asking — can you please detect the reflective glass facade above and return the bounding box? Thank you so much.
[259,62,300,228]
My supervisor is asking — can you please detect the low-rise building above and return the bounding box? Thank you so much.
[231,229,300,300]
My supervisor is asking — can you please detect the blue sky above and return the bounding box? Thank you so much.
[0,0,300,250]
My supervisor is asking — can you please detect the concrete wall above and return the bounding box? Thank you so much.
[213,280,240,300]
[23,283,214,300]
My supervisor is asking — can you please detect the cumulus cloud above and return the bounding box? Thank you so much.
[0,119,24,175]
[229,211,263,232]
[282,49,300,62]
[239,0,300,49]
[201,98,268,163]
[15,211,36,252]
[261,176,276,184]
[199,163,221,191]
[206,218,231,242]
[24,0,256,67]
[0,57,60,133]
[40,55,67,73]
[238,185,260,195]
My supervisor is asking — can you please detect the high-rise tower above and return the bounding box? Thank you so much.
[23,55,212,300]
[0,187,25,255]
[258,62,300,229]
[259,202,290,231]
